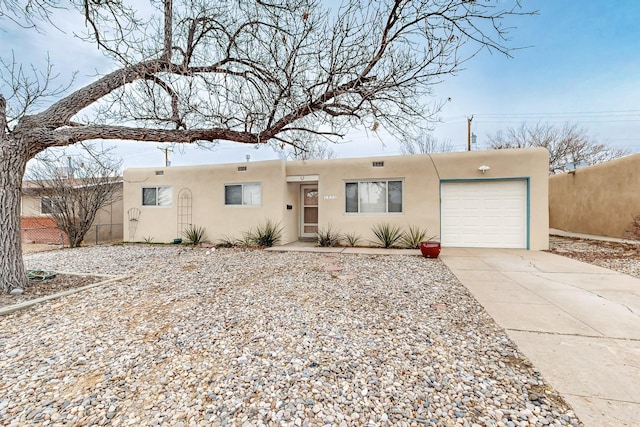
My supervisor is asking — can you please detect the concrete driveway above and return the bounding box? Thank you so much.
[440,248,640,427]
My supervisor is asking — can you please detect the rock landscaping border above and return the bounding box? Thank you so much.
[0,273,129,316]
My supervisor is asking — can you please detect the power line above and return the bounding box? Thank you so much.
[474,109,640,118]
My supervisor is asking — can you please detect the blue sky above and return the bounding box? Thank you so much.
[428,0,640,153]
[2,1,639,168]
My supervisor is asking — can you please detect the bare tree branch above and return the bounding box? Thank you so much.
[400,132,454,154]
[0,0,535,291]
[488,122,629,174]
[24,143,122,248]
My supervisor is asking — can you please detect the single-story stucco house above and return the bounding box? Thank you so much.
[21,180,124,245]
[122,147,549,249]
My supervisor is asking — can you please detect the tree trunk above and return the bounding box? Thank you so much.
[0,135,29,293]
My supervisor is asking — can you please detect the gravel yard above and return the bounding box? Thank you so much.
[548,235,640,279]
[1,245,582,426]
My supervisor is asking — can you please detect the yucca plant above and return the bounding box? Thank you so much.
[343,231,361,247]
[182,224,206,245]
[400,225,428,249]
[248,219,283,247]
[317,224,342,247]
[371,223,403,248]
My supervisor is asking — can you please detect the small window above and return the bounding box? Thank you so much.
[225,183,261,206]
[142,186,173,206]
[41,197,61,214]
[345,180,403,213]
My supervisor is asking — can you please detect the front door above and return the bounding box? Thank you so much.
[300,184,319,238]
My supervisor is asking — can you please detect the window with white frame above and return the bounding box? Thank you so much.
[345,180,403,213]
[142,186,173,206]
[225,183,261,206]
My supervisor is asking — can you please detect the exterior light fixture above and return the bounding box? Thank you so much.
[478,165,490,174]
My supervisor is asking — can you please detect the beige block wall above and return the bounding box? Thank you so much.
[123,161,287,243]
[286,147,549,249]
[549,154,640,239]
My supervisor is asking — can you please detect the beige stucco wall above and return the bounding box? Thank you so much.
[286,147,549,250]
[123,147,549,249]
[549,154,640,238]
[85,185,124,244]
[20,194,42,217]
[123,161,287,243]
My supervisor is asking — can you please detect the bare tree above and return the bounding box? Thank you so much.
[488,122,629,174]
[279,141,337,161]
[400,133,454,154]
[24,145,122,248]
[0,0,533,292]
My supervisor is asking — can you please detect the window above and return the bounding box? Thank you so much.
[40,197,61,214]
[142,186,172,206]
[345,180,403,213]
[225,183,261,206]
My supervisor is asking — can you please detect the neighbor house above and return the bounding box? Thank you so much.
[122,147,549,249]
[21,180,124,245]
[549,153,640,239]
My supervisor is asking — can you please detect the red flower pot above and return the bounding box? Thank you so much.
[420,241,441,258]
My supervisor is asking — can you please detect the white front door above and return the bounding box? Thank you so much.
[300,184,319,238]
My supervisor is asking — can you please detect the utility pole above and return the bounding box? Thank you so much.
[467,115,473,151]
[157,146,173,167]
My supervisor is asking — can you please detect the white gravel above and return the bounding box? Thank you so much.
[0,245,582,426]
[549,235,640,279]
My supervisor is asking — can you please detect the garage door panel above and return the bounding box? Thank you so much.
[441,180,527,248]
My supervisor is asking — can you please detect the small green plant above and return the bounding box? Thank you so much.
[142,236,155,244]
[317,224,342,247]
[182,224,207,245]
[371,223,403,248]
[343,232,361,247]
[247,219,283,247]
[237,232,255,247]
[216,235,237,248]
[400,225,428,249]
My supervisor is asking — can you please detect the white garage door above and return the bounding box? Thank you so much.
[441,180,527,248]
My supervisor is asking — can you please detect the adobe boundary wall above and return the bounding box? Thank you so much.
[549,154,640,239]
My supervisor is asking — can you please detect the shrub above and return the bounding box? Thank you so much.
[142,236,155,244]
[182,224,206,245]
[400,225,428,249]
[624,214,640,241]
[371,223,403,248]
[343,232,361,247]
[237,232,255,247]
[247,219,283,247]
[216,235,237,248]
[317,224,342,247]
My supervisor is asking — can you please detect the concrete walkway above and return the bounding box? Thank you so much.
[440,248,640,427]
